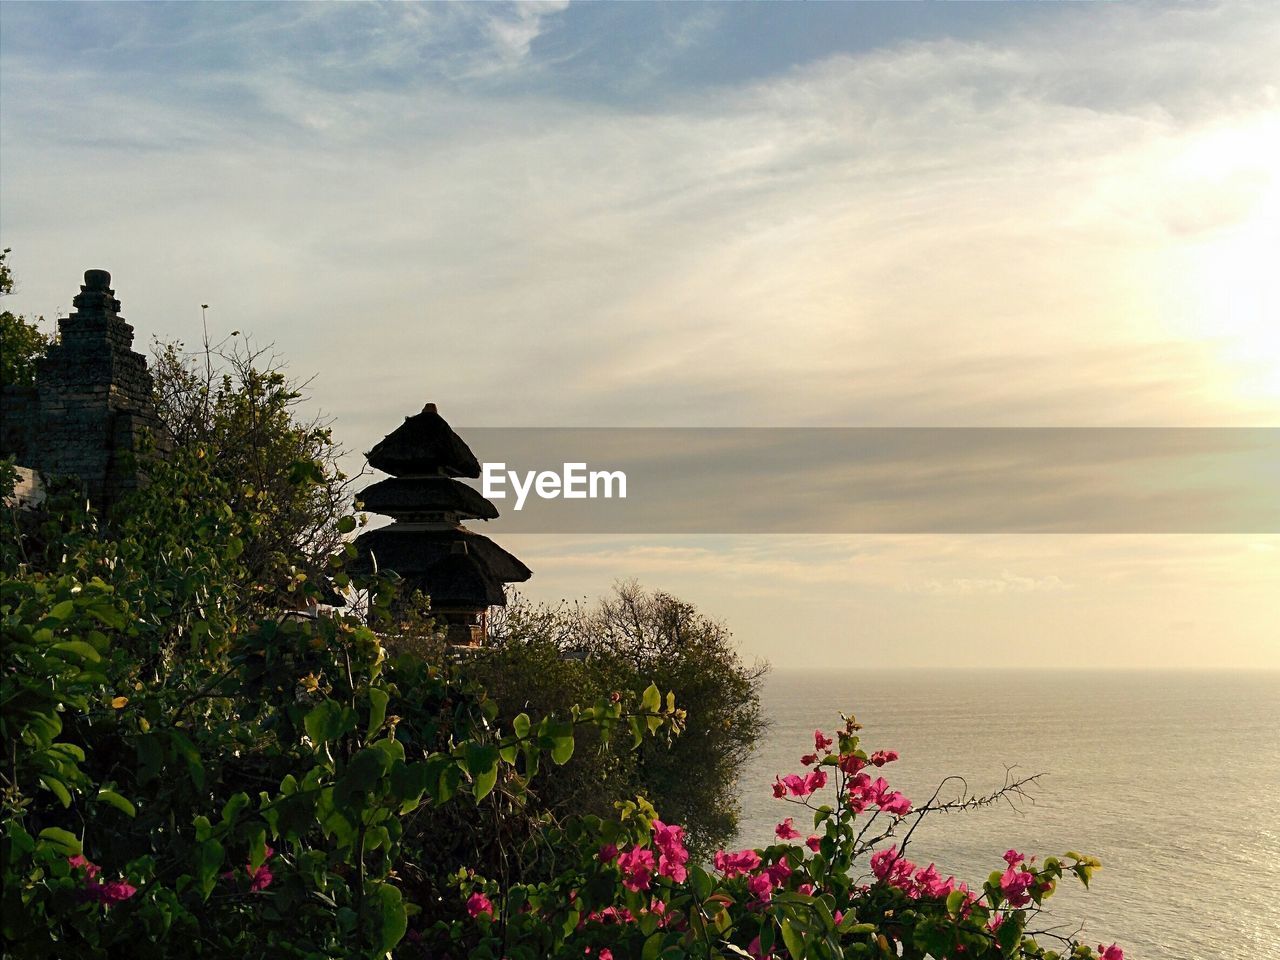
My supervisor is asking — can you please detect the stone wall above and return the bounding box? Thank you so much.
[0,269,169,511]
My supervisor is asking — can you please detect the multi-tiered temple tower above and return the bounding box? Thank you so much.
[1,269,168,510]
[353,403,530,645]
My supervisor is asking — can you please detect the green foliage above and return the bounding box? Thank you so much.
[480,583,767,857]
[148,335,356,609]
[1,458,685,958]
[0,248,51,389]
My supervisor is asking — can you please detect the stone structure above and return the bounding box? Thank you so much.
[353,403,531,646]
[1,270,168,510]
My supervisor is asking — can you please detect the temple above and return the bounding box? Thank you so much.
[1,269,168,510]
[353,403,531,645]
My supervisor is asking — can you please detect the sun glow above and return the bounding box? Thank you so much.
[1167,116,1280,408]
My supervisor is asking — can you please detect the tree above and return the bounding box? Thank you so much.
[480,582,767,857]
[0,249,50,388]
[148,334,360,613]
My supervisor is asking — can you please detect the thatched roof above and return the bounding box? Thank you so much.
[365,403,481,478]
[357,476,498,522]
[353,526,532,588]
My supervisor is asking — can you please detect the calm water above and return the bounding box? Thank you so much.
[733,670,1280,960]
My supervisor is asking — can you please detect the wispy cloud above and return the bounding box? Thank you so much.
[3,2,1277,668]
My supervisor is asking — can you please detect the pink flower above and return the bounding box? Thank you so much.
[617,846,656,892]
[805,835,821,853]
[765,858,792,886]
[838,754,866,775]
[772,778,787,799]
[877,791,912,816]
[799,753,818,766]
[89,880,137,905]
[467,892,494,918]
[1002,849,1024,868]
[747,935,769,959]
[987,914,1005,932]
[746,871,774,903]
[599,951,614,960]
[68,855,102,880]
[797,883,815,896]
[598,843,618,864]
[714,848,761,878]
[869,750,899,767]
[775,818,801,841]
[814,730,833,752]
[870,845,915,886]
[248,865,273,891]
[1098,945,1124,960]
[1000,866,1036,908]
[802,770,827,795]
[652,820,689,883]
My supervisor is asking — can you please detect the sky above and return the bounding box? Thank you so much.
[2,1,1277,669]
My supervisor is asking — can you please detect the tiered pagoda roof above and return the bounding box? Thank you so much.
[354,403,529,645]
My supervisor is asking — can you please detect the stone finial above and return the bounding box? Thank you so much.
[71,269,122,320]
[84,269,112,291]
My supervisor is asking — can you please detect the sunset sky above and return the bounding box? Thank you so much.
[3,1,1276,669]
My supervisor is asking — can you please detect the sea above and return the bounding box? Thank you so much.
[732,670,1280,960]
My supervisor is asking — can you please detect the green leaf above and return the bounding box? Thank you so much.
[641,931,663,960]
[336,515,357,534]
[947,888,966,918]
[465,744,500,802]
[305,700,358,746]
[369,884,408,953]
[51,640,101,662]
[48,600,76,621]
[779,918,805,959]
[169,729,205,791]
[38,774,72,808]
[37,827,81,856]
[640,683,661,714]
[513,712,531,739]
[366,687,389,738]
[196,838,224,900]
[96,788,137,818]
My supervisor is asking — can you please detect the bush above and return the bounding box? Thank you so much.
[479,584,767,857]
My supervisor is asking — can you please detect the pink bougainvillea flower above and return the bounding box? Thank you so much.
[775,818,801,841]
[617,846,656,892]
[802,770,827,795]
[651,820,689,882]
[814,730,833,752]
[68,854,101,879]
[877,791,912,816]
[467,892,494,918]
[248,865,273,891]
[714,848,761,878]
[805,835,821,853]
[598,950,614,960]
[1098,944,1124,960]
[598,843,618,864]
[1002,849,1024,868]
[765,858,792,886]
[1000,866,1036,907]
[838,754,867,775]
[746,871,774,903]
[84,880,138,906]
[747,935,769,959]
[869,750,899,767]
[772,777,787,799]
[799,752,818,766]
